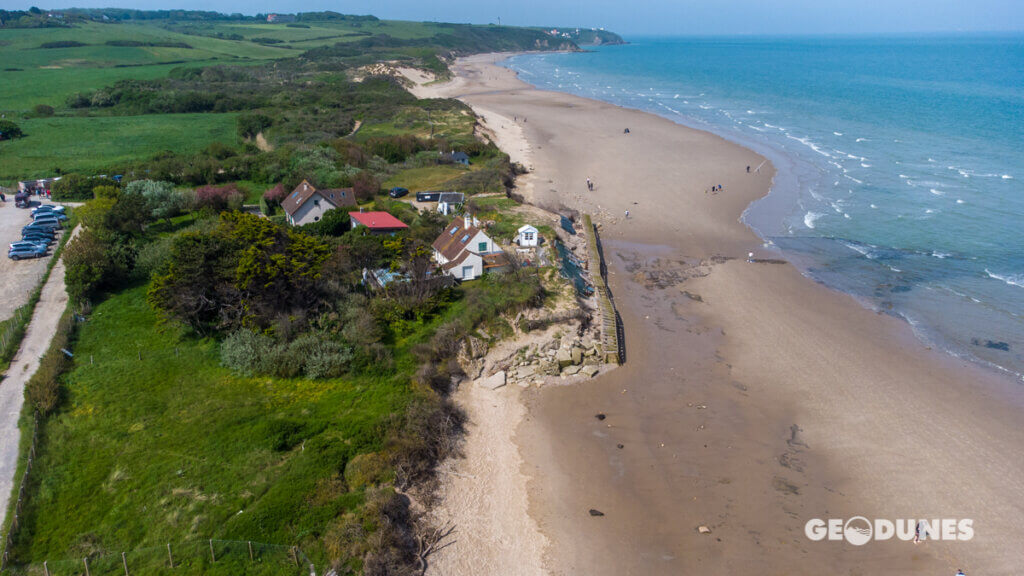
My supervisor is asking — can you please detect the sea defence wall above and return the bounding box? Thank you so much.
[582,214,624,365]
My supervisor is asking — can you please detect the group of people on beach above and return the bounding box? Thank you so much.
[586,177,594,191]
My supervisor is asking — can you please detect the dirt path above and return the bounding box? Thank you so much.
[0,226,78,529]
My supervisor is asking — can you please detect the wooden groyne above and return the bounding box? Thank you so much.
[582,214,624,365]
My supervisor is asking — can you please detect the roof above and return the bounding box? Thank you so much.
[450,152,470,162]
[517,224,538,233]
[281,180,355,216]
[432,217,485,261]
[349,211,409,230]
[442,250,475,271]
[438,192,465,204]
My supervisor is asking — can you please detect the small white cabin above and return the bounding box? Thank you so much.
[514,224,539,247]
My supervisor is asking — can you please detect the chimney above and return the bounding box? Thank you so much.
[463,214,471,229]
[472,216,481,228]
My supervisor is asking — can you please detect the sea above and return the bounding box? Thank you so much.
[504,34,1024,380]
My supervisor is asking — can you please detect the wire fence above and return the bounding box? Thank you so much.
[0,414,39,573]
[2,539,316,576]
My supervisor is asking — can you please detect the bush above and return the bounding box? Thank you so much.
[0,119,23,139]
[344,452,391,491]
[63,230,109,303]
[39,40,86,48]
[220,329,274,376]
[32,104,54,117]
[194,183,242,211]
[237,113,273,139]
[351,171,380,201]
[51,174,117,201]
[262,182,287,205]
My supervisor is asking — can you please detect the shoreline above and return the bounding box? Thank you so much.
[420,53,1024,574]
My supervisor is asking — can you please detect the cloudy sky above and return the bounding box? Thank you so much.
[9,0,1023,35]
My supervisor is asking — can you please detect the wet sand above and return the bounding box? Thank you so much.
[425,54,1024,575]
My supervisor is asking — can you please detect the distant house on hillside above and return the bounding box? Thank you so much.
[441,151,470,166]
[349,211,409,235]
[432,215,498,281]
[266,13,295,22]
[282,180,356,226]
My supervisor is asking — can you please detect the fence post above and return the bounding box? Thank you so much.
[167,542,173,568]
[209,539,216,563]
[122,551,129,576]
[84,556,91,576]
[248,540,254,561]
[43,560,50,576]
[291,546,298,566]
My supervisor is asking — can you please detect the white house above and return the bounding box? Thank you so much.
[281,180,356,226]
[431,215,498,281]
[514,224,539,247]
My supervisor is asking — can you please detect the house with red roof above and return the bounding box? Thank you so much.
[431,215,498,281]
[349,211,409,235]
[282,180,357,226]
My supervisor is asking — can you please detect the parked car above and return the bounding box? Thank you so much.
[21,232,54,243]
[10,240,49,251]
[32,216,64,226]
[388,187,409,199]
[8,245,47,260]
[34,211,67,221]
[23,225,59,236]
[32,204,65,214]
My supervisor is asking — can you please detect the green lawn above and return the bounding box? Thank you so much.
[0,113,238,182]
[382,165,467,192]
[13,285,416,570]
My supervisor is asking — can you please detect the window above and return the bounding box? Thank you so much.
[449,227,458,236]
[461,234,470,243]
[478,241,488,252]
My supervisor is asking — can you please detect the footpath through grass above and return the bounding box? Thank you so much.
[13,285,416,568]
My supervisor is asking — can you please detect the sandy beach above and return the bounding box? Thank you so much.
[422,53,1024,575]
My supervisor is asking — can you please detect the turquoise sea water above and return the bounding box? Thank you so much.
[505,35,1024,379]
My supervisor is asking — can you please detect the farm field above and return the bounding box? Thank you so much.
[0,113,238,181]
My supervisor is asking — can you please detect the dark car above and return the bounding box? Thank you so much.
[388,187,409,199]
[8,245,47,260]
[34,211,67,221]
[23,226,59,237]
[21,232,54,243]
[10,240,48,251]
[32,204,65,215]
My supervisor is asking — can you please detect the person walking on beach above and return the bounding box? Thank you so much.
[624,210,630,219]
[586,177,593,191]
[747,165,751,173]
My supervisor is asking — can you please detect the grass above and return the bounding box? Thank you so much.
[10,283,436,570]
[0,113,238,182]
[0,22,292,111]
[354,107,476,142]
[381,165,467,192]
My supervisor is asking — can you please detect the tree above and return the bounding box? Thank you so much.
[126,179,183,224]
[63,230,109,302]
[351,171,380,201]
[32,104,54,117]
[0,119,23,140]
[149,231,233,333]
[51,174,117,201]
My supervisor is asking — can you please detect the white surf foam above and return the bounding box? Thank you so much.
[986,270,1024,289]
[804,211,825,229]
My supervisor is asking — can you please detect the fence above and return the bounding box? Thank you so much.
[2,539,316,576]
[582,214,624,365]
[0,413,40,572]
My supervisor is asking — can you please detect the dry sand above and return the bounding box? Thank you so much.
[420,54,1024,575]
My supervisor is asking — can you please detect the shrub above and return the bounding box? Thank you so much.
[237,113,273,139]
[32,104,54,117]
[39,40,86,48]
[220,329,274,376]
[51,174,117,201]
[194,184,242,211]
[344,452,391,491]
[134,234,174,277]
[351,171,380,201]
[0,119,23,139]
[63,230,109,303]
[262,182,287,205]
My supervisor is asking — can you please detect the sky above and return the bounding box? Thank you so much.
[4,0,1023,36]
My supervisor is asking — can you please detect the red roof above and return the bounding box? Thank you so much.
[349,211,409,230]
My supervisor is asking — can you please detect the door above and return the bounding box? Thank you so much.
[461,265,474,279]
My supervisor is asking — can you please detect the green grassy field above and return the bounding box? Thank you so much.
[13,285,420,569]
[0,22,292,111]
[382,165,468,192]
[0,113,238,181]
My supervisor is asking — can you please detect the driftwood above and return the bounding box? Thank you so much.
[415,522,456,575]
